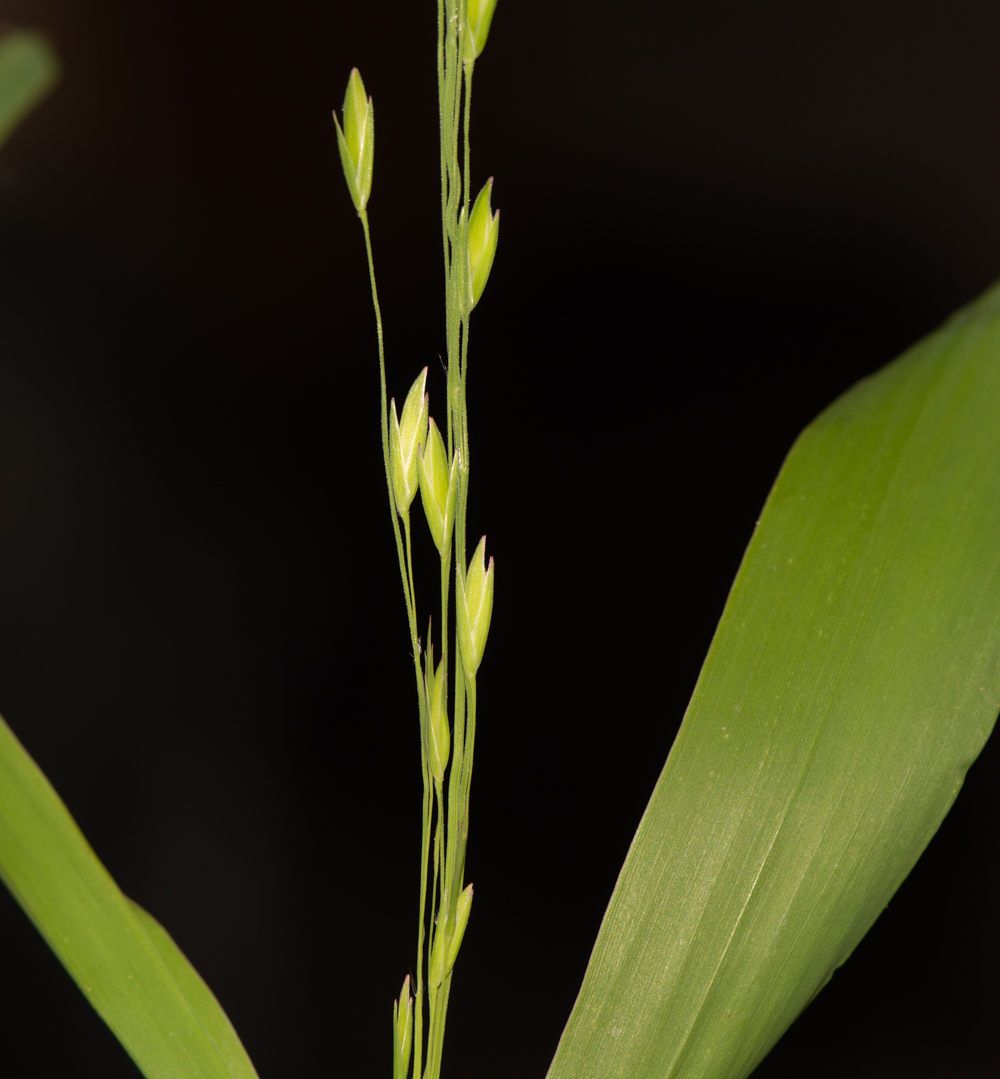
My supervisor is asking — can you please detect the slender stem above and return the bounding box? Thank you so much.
[361,209,434,1079]
[360,215,423,696]
[360,212,411,615]
[437,0,448,286]
[422,774,445,1079]
[462,61,473,251]
[415,773,431,1079]
[376,3,478,1075]
[401,513,431,1077]
[402,515,421,657]
[425,971,454,1079]
[431,776,445,951]
[453,61,474,591]
[457,675,476,884]
[438,543,451,729]
[448,650,468,898]
[460,59,473,470]
[443,0,464,467]
[431,10,472,1079]
[425,982,443,1079]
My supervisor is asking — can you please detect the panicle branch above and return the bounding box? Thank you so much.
[333,2,500,1074]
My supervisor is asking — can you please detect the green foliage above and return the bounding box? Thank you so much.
[5,6,999,1079]
[128,901,260,1079]
[1,26,261,1079]
[0,29,59,150]
[546,283,1000,1079]
[0,716,259,1079]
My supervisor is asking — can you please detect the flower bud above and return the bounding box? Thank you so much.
[428,884,474,988]
[426,656,450,783]
[389,369,429,514]
[392,976,413,1079]
[333,67,374,213]
[464,0,499,60]
[457,537,494,677]
[418,419,458,553]
[467,179,499,310]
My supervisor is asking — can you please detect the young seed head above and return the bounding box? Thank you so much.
[464,0,499,60]
[446,883,474,969]
[467,179,499,310]
[427,657,450,782]
[392,975,413,1079]
[428,884,474,988]
[418,419,458,553]
[332,67,374,212]
[428,916,447,989]
[389,368,429,514]
[457,536,494,677]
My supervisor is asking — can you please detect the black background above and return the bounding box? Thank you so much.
[1,1,999,1076]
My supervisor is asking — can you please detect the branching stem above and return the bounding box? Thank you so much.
[360,3,483,1074]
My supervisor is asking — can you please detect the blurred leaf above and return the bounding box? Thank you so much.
[547,282,1000,1079]
[0,715,259,1079]
[0,29,59,150]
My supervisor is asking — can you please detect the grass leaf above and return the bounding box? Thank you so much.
[129,900,260,1079]
[0,29,59,150]
[0,715,258,1079]
[547,282,1000,1079]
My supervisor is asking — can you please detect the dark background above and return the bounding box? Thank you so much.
[1,0,999,1076]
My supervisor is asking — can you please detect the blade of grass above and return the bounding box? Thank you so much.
[547,280,1000,1079]
[1,23,259,1079]
[129,900,260,1079]
[0,714,258,1079]
[0,29,59,149]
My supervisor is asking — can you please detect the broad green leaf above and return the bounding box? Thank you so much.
[0,715,259,1079]
[547,282,1000,1079]
[0,29,59,150]
[129,901,260,1079]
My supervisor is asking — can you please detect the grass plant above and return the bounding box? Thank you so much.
[2,9,1000,1079]
[332,3,499,1074]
